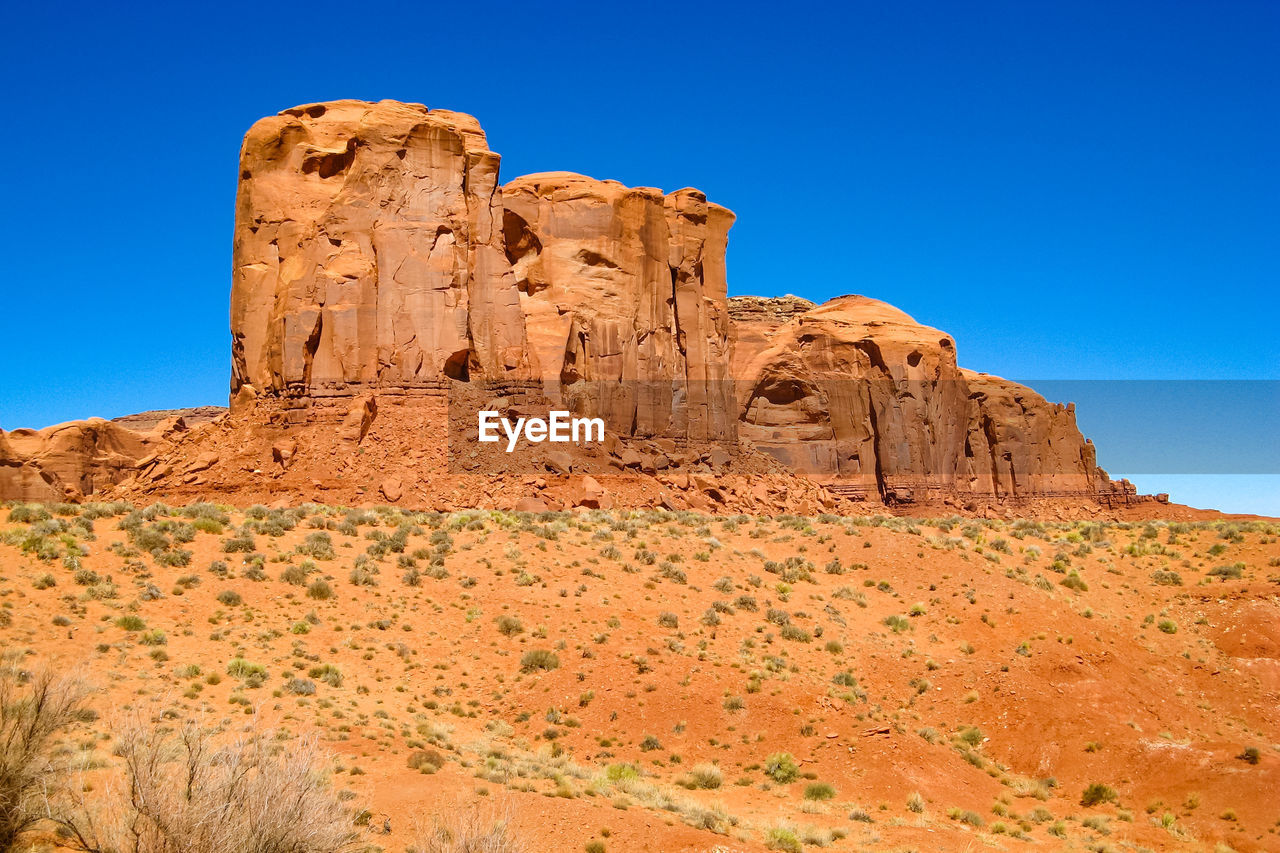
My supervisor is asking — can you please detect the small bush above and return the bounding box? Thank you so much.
[227,658,267,680]
[407,749,445,772]
[308,664,343,687]
[687,763,722,789]
[803,782,836,801]
[217,589,243,606]
[285,678,316,696]
[280,565,309,585]
[883,614,911,633]
[520,649,559,673]
[1081,782,1117,807]
[1208,563,1244,580]
[765,825,801,852]
[306,579,334,600]
[1060,571,1088,592]
[764,752,799,784]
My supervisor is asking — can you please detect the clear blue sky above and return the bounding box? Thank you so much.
[2,1,1276,512]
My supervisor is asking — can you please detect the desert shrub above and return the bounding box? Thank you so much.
[280,565,309,585]
[115,615,146,631]
[1060,571,1088,592]
[1208,563,1244,580]
[1081,782,1117,807]
[686,763,722,790]
[883,614,911,633]
[139,630,167,646]
[8,504,51,523]
[227,658,267,680]
[217,590,242,607]
[657,612,679,629]
[307,664,343,687]
[496,615,524,637]
[60,723,357,853]
[285,678,316,696]
[764,825,801,852]
[407,800,524,853]
[519,650,559,673]
[298,531,335,561]
[604,763,639,782]
[222,532,256,553]
[764,752,799,784]
[779,624,811,642]
[0,666,89,850]
[1157,619,1177,634]
[1237,746,1260,765]
[348,568,378,587]
[407,749,445,772]
[306,579,335,600]
[803,782,836,801]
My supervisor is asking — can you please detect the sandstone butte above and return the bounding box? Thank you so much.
[2,99,1185,517]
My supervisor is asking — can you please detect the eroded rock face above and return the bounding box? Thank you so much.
[730,295,1101,499]
[231,100,531,399]
[0,420,154,501]
[0,100,1120,508]
[502,173,737,441]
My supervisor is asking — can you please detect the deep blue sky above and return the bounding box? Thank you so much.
[3,1,1276,511]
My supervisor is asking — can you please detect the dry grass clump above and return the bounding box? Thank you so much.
[60,723,359,853]
[408,800,525,853]
[0,666,91,850]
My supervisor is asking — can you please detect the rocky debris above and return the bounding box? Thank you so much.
[569,475,612,510]
[513,496,551,513]
[544,451,573,476]
[380,477,404,502]
[272,439,298,472]
[339,395,378,445]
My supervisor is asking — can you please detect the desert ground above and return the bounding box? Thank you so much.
[0,502,1276,852]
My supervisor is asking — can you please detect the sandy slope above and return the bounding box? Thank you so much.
[1,503,1276,852]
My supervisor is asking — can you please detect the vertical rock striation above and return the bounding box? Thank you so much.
[502,173,736,441]
[231,100,531,400]
[730,295,1102,501]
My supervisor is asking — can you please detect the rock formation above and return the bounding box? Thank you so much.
[503,172,736,441]
[0,419,155,501]
[231,100,530,401]
[0,99,1155,513]
[730,295,1100,502]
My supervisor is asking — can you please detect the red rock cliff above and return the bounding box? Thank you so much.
[0,99,1121,508]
